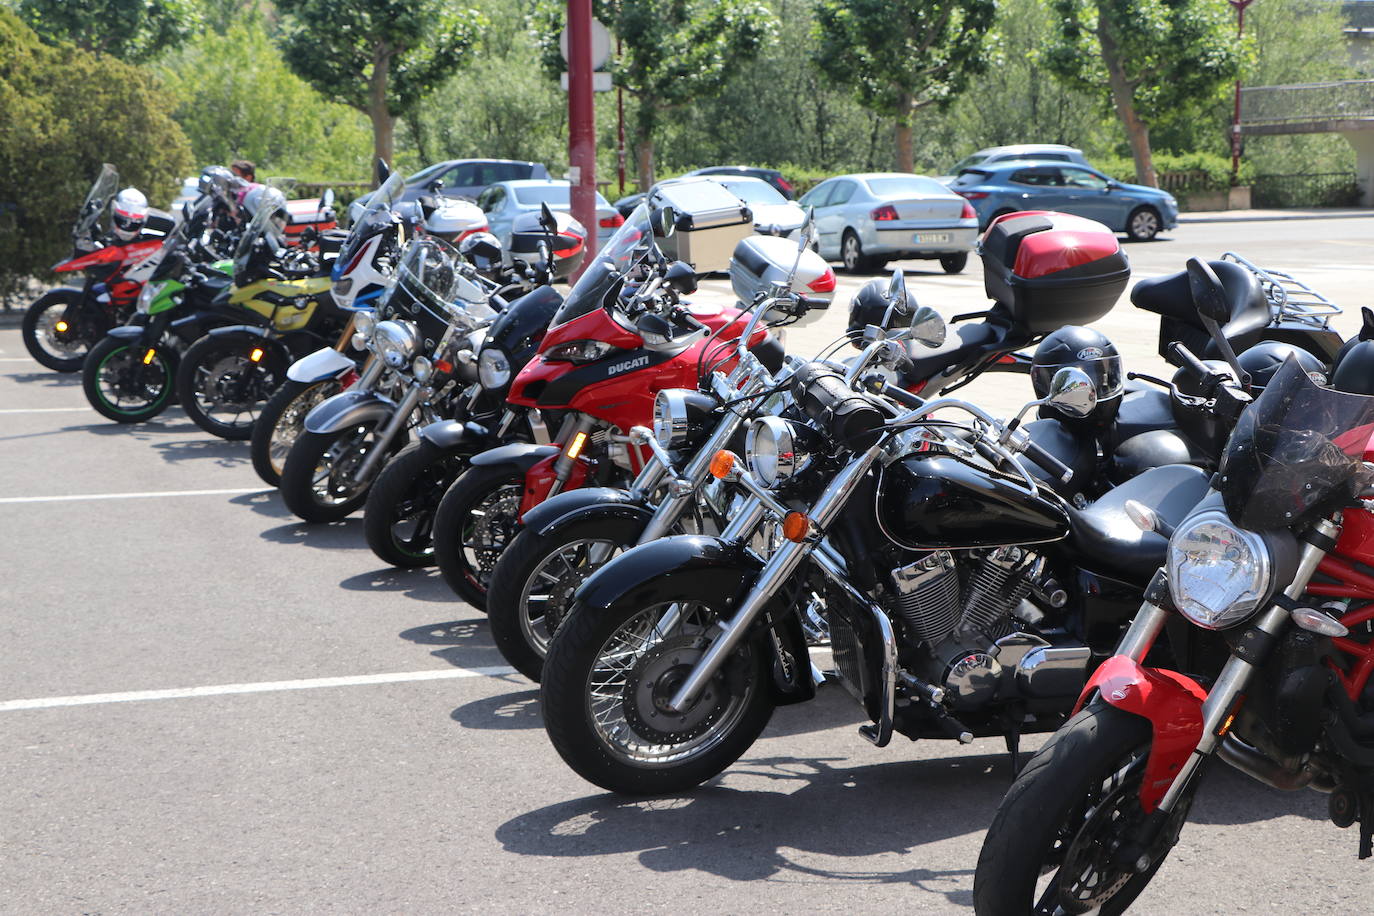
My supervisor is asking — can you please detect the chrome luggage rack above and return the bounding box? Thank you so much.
[1222,251,1342,328]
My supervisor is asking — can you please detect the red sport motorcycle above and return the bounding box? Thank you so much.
[430,203,798,609]
[973,261,1374,914]
[23,165,176,372]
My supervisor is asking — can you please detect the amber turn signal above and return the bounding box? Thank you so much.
[142,348,157,365]
[249,347,265,363]
[709,450,737,480]
[54,320,69,333]
[565,430,589,460]
[782,512,812,543]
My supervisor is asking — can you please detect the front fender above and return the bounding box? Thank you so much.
[522,486,654,538]
[208,323,275,341]
[288,346,357,384]
[576,534,761,613]
[469,442,559,472]
[107,325,148,342]
[304,389,396,435]
[418,418,493,452]
[1074,655,1208,812]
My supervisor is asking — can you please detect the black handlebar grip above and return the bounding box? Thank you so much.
[1168,341,1211,382]
[878,381,924,409]
[1021,437,1074,486]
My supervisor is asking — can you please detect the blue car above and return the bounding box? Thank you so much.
[950,161,1178,241]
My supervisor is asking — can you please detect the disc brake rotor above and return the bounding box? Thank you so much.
[203,355,264,410]
[622,633,728,743]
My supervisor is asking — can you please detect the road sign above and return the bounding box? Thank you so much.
[559,19,611,70]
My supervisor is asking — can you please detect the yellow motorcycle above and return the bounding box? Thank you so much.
[175,187,349,440]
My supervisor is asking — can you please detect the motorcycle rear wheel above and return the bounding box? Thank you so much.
[973,702,1184,916]
[81,336,178,423]
[363,439,470,568]
[250,377,345,487]
[431,463,527,610]
[176,334,283,440]
[541,593,774,795]
[23,290,102,372]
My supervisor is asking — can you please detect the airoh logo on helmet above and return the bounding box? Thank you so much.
[1076,346,1105,360]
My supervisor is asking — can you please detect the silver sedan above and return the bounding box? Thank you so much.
[475,179,620,251]
[799,172,979,273]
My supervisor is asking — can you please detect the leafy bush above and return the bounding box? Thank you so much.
[1092,151,1253,191]
[0,10,193,306]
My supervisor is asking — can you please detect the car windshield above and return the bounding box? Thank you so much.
[550,202,653,327]
[1218,358,1374,530]
[76,164,119,239]
[513,185,610,208]
[234,187,287,267]
[949,153,990,174]
[867,176,951,198]
[715,179,785,207]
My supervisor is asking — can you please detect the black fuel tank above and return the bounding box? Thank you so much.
[876,453,1070,550]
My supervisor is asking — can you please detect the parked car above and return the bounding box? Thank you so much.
[797,172,979,273]
[684,165,795,199]
[937,144,1089,183]
[612,191,645,218]
[949,160,1178,241]
[704,175,805,237]
[350,160,550,219]
[475,179,620,251]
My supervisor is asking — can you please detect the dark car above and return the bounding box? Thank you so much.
[685,166,795,200]
[359,159,550,212]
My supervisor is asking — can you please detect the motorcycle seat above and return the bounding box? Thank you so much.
[1066,464,1210,584]
[1112,386,1175,445]
[901,320,1002,386]
[1130,260,1270,351]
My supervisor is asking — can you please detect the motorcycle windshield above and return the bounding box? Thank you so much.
[383,236,493,329]
[233,187,288,272]
[549,202,653,327]
[335,173,406,279]
[1219,357,1374,530]
[76,163,119,239]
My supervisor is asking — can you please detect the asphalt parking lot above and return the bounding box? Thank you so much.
[3,218,1373,913]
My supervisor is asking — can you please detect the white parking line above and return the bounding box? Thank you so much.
[0,487,268,504]
[0,666,520,711]
[0,357,36,362]
[0,407,91,414]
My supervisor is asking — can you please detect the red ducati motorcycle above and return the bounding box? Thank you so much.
[431,203,798,608]
[23,165,176,372]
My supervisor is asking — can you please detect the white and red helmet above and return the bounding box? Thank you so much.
[111,188,148,241]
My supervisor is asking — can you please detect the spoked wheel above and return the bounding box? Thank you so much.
[487,516,643,682]
[974,702,1193,915]
[250,377,345,486]
[81,336,178,423]
[541,594,774,795]
[363,439,470,568]
[176,335,283,440]
[432,463,527,610]
[23,291,103,372]
[279,421,394,523]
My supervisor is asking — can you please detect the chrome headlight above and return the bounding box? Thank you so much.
[353,309,376,339]
[478,348,511,390]
[136,281,163,314]
[1166,510,1273,629]
[412,355,433,383]
[374,319,420,369]
[746,416,808,487]
[653,389,719,448]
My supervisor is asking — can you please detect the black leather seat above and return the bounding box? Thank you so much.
[1066,464,1210,584]
[1130,260,1270,352]
[900,320,1003,385]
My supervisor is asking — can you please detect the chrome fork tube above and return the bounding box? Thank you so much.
[356,357,385,390]
[1117,603,1171,662]
[666,442,885,713]
[352,384,423,483]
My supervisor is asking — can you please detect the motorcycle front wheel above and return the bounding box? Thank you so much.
[176,334,283,440]
[279,421,397,523]
[541,593,774,795]
[486,515,643,682]
[81,336,178,423]
[431,463,527,610]
[250,377,345,487]
[23,290,103,372]
[973,702,1188,916]
[363,439,470,568]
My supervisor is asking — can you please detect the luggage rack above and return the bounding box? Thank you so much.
[1221,251,1341,328]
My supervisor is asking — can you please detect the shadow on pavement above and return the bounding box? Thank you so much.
[450,688,542,730]
[151,436,249,468]
[229,489,292,519]
[398,616,517,673]
[344,567,464,603]
[3,370,83,387]
[259,517,367,549]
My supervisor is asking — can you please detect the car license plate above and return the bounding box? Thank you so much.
[914,232,952,244]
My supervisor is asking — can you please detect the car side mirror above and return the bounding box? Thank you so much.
[908,305,946,349]
[1046,367,1097,418]
[1105,181,1121,192]
[1186,257,1230,324]
[665,260,697,294]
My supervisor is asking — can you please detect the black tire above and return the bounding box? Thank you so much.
[973,702,1187,916]
[81,336,178,423]
[176,334,285,440]
[280,422,400,523]
[250,377,345,487]
[431,463,527,610]
[939,252,968,274]
[840,229,879,273]
[541,590,775,795]
[1126,206,1162,242]
[23,290,101,372]
[487,515,645,682]
[363,439,471,568]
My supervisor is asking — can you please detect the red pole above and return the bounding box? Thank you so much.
[567,0,598,271]
[616,38,626,196]
[1230,0,1253,183]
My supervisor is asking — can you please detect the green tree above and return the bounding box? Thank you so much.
[17,0,198,59]
[1043,0,1241,186]
[535,0,779,189]
[0,10,192,303]
[273,0,485,175]
[812,0,996,172]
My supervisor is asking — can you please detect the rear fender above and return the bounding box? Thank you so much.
[288,346,356,384]
[521,486,653,537]
[304,389,395,435]
[469,442,559,471]
[1073,655,1208,812]
[417,418,495,452]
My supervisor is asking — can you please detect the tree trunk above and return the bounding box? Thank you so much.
[367,43,395,183]
[635,127,655,192]
[1095,12,1156,187]
[894,93,914,172]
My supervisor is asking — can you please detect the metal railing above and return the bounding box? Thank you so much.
[1251,172,1362,208]
[1240,80,1374,126]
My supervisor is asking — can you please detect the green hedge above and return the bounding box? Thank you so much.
[1093,151,1254,192]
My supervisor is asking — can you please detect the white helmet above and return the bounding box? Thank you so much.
[111,188,148,241]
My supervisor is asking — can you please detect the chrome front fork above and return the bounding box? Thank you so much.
[351,384,423,484]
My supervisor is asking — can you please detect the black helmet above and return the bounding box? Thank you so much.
[1031,326,1123,424]
[1333,339,1374,395]
[846,277,915,347]
[459,231,504,274]
[1237,341,1326,391]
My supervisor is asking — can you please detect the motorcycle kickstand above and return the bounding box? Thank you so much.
[1003,722,1023,779]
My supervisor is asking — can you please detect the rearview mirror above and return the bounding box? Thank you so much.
[1186,257,1230,324]
[428,178,444,193]
[886,268,909,314]
[320,188,335,212]
[539,202,558,234]
[656,206,678,238]
[665,260,697,294]
[1046,367,1097,419]
[375,158,391,186]
[908,305,946,349]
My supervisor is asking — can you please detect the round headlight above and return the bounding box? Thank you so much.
[1166,510,1273,629]
[746,416,806,487]
[353,309,376,338]
[374,319,420,369]
[412,355,433,383]
[478,348,511,390]
[653,389,694,448]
